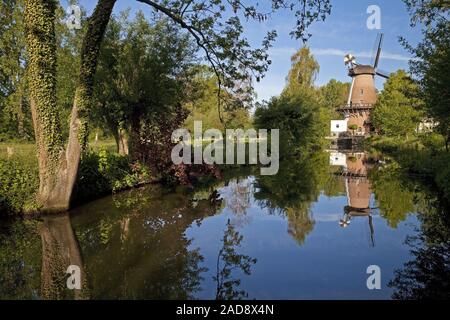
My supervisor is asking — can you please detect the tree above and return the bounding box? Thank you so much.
[282,46,320,97]
[183,67,252,132]
[0,0,30,140]
[93,11,197,156]
[92,12,125,153]
[372,70,423,138]
[255,46,327,155]
[254,94,327,155]
[23,0,331,212]
[319,79,349,119]
[401,0,450,149]
[24,0,116,212]
[0,1,85,142]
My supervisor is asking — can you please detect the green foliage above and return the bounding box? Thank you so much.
[282,46,320,97]
[0,156,38,214]
[93,11,198,153]
[2,0,334,213]
[401,0,450,148]
[24,0,63,167]
[420,132,445,152]
[372,137,450,201]
[0,0,33,141]
[254,93,328,156]
[254,46,328,156]
[184,67,252,131]
[74,149,151,203]
[0,145,154,213]
[372,70,423,138]
[319,79,349,119]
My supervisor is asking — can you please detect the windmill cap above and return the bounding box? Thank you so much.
[349,65,376,76]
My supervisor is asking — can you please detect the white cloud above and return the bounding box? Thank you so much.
[312,48,412,62]
[269,47,413,62]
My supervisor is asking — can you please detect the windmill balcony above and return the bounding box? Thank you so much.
[336,103,375,112]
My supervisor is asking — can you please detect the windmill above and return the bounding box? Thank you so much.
[338,33,390,135]
[334,152,378,247]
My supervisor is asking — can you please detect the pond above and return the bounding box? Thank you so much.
[1,151,449,299]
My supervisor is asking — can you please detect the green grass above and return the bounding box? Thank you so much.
[0,142,36,159]
[0,140,118,158]
[88,139,117,153]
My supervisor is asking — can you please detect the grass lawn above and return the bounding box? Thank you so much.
[0,139,117,158]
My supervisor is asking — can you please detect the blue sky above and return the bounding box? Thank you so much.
[66,0,421,101]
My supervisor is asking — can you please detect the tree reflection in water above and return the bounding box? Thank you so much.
[39,214,89,299]
[0,214,89,299]
[254,153,329,244]
[223,178,253,227]
[214,219,257,300]
[389,196,450,299]
[70,184,224,299]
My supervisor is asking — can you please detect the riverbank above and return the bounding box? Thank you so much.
[0,141,259,216]
[0,142,155,216]
[368,134,450,201]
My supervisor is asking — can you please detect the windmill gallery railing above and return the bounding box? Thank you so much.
[336,103,374,113]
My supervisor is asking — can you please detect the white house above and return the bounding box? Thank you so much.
[330,119,348,136]
[416,118,438,133]
[329,152,347,167]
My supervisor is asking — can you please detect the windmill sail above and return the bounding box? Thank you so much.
[376,69,389,79]
[373,33,384,69]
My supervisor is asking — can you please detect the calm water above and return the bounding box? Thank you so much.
[1,151,449,299]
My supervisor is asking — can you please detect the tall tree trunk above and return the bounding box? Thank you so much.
[129,110,142,161]
[446,133,449,152]
[17,91,25,138]
[24,0,116,213]
[111,123,129,156]
[118,127,129,155]
[108,121,129,155]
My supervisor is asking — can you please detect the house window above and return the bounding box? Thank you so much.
[360,89,364,95]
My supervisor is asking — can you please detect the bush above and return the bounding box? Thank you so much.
[254,94,327,157]
[433,152,450,200]
[0,148,152,214]
[73,149,151,204]
[0,157,38,215]
[419,133,445,153]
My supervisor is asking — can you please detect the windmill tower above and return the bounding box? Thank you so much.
[337,152,377,247]
[337,34,390,135]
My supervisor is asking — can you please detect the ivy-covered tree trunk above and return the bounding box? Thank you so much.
[24,0,116,213]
